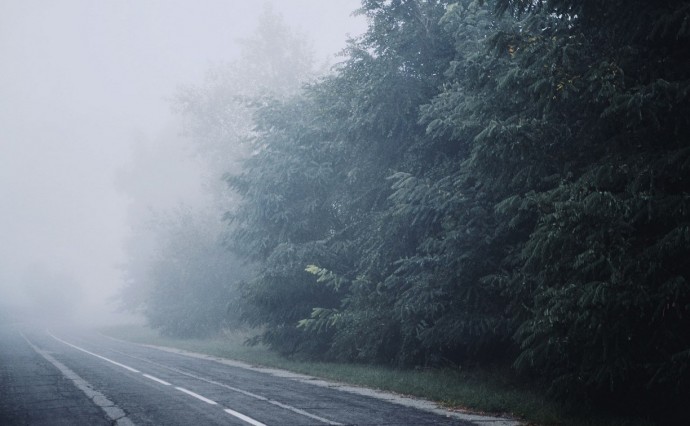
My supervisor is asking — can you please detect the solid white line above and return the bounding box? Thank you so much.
[142,374,171,386]
[224,408,267,426]
[48,331,140,373]
[175,387,217,405]
[20,332,136,426]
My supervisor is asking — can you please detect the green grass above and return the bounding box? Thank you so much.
[100,324,656,426]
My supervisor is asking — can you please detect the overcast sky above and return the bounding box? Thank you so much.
[0,0,365,320]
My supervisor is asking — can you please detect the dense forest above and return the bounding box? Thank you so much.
[122,0,690,417]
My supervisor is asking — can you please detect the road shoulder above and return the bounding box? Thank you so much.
[115,336,522,426]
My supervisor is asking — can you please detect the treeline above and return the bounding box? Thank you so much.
[119,6,313,337]
[128,0,690,415]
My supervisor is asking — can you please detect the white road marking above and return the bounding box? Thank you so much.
[20,332,135,426]
[77,332,344,425]
[44,331,271,426]
[224,408,267,426]
[103,346,343,425]
[142,374,171,386]
[99,333,346,425]
[175,387,217,405]
[48,331,140,373]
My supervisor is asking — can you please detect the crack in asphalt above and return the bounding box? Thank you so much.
[19,332,136,426]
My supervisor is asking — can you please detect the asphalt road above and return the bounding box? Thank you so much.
[0,324,517,425]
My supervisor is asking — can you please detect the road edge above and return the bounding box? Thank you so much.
[20,332,135,426]
[100,332,522,426]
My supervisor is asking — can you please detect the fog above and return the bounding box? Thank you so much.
[0,0,365,325]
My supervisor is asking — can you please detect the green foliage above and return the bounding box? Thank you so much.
[194,0,690,419]
[140,210,249,338]
[120,8,318,341]
[227,0,459,361]
[224,92,348,355]
[512,154,690,400]
[461,0,690,413]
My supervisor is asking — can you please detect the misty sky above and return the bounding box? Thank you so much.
[0,0,365,318]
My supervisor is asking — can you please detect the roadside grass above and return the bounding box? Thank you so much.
[99,324,656,426]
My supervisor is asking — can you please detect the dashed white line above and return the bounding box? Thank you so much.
[175,387,217,405]
[98,345,342,425]
[224,408,267,426]
[142,374,171,386]
[98,333,343,425]
[132,353,343,426]
[48,331,140,373]
[47,331,310,426]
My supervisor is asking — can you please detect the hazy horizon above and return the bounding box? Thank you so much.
[0,0,366,325]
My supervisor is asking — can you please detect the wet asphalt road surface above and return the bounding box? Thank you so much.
[0,324,509,425]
